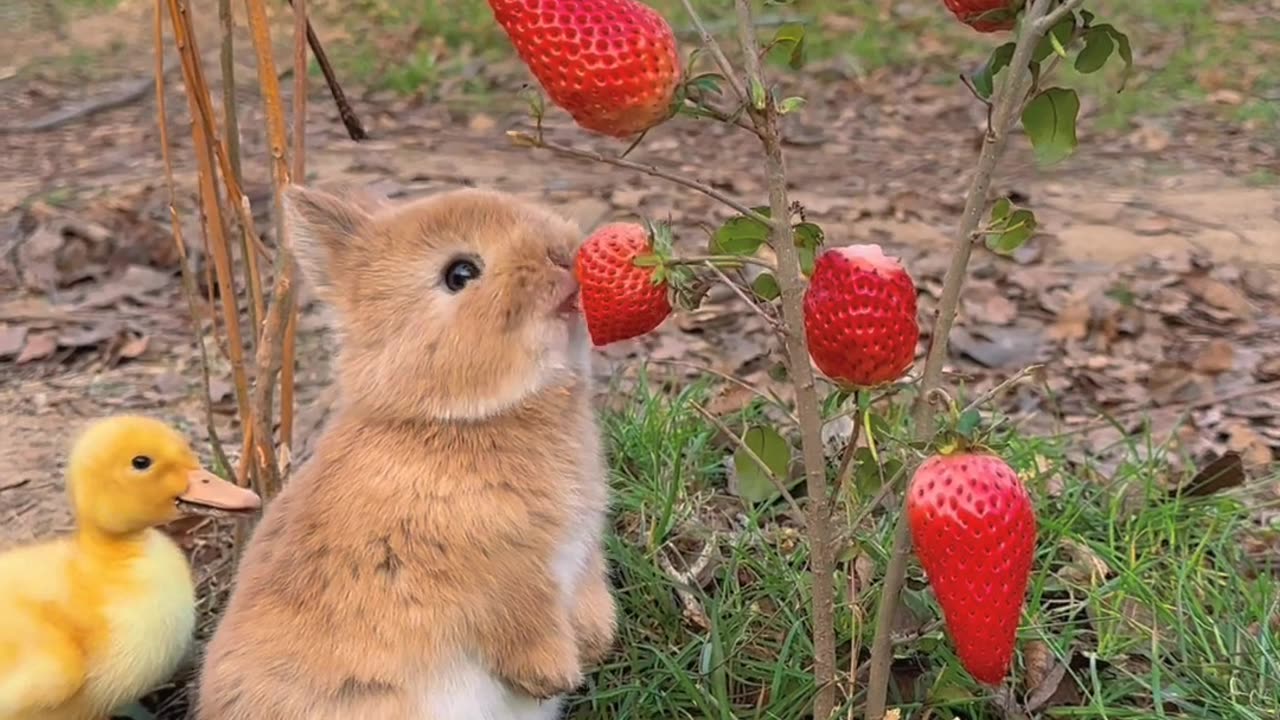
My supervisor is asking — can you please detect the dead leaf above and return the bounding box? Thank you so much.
[1024,651,1069,713]
[1134,216,1173,235]
[1022,640,1055,693]
[58,320,122,349]
[1057,538,1111,587]
[16,224,64,292]
[208,377,234,404]
[1048,297,1091,341]
[1186,276,1253,320]
[1174,451,1246,498]
[0,323,27,358]
[1192,339,1235,374]
[1225,424,1275,467]
[1208,89,1245,105]
[1256,355,1280,382]
[16,332,57,364]
[118,334,150,359]
[74,264,173,309]
[950,325,1043,368]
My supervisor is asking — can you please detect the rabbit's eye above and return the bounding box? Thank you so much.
[443,258,482,293]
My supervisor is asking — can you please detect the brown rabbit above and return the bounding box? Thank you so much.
[194,185,616,720]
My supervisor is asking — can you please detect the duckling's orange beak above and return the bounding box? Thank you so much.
[179,469,262,512]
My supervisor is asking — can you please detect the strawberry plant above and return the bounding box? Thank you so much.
[495,0,1133,716]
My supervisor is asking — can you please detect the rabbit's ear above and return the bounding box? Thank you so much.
[284,185,373,298]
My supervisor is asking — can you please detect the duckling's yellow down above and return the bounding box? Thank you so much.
[0,416,260,720]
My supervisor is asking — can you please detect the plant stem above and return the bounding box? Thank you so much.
[508,131,771,226]
[243,0,296,499]
[862,2,1061,717]
[677,0,747,103]
[280,0,308,464]
[165,0,253,477]
[153,0,230,475]
[732,1,836,716]
[216,0,261,351]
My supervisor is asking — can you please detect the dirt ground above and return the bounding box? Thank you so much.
[3,1,1279,554]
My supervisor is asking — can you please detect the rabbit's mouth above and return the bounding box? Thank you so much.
[556,285,581,316]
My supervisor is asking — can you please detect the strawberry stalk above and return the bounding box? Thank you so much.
[864,0,1086,716]
[729,2,840,716]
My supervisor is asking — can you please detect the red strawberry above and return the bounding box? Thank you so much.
[802,244,919,388]
[943,0,1022,32]
[487,0,681,138]
[907,452,1037,685]
[574,222,673,346]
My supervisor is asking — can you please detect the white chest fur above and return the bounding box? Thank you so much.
[87,531,196,713]
[549,513,595,609]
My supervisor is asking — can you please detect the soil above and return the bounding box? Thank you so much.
[1,1,1278,715]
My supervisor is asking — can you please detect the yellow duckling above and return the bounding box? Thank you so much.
[0,415,261,720]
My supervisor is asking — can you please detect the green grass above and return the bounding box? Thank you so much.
[305,0,1278,132]
[564,374,1280,719]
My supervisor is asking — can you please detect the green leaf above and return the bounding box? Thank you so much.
[971,42,1015,100]
[710,216,770,256]
[793,222,824,249]
[990,197,1012,223]
[793,222,823,277]
[1094,24,1134,91]
[798,244,816,277]
[733,426,793,504]
[848,446,902,499]
[822,388,853,418]
[1079,9,1095,26]
[770,22,807,70]
[1020,87,1080,166]
[751,272,781,301]
[956,409,982,439]
[749,77,767,110]
[987,208,1038,254]
[1033,15,1076,63]
[1074,26,1115,74]
[689,73,725,96]
[778,96,807,114]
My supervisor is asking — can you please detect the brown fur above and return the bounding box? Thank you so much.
[194,186,616,719]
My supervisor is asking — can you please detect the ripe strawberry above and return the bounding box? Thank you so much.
[907,452,1037,685]
[802,244,919,388]
[943,0,1021,32]
[574,222,673,346]
[487,0,681,138]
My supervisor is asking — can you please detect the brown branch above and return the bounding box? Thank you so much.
[165,0,254,481]
[677,0,747,103]
[733,2,836,716]
[243,0,299,499]
[217,0,262,353]
[153,0,230,475]
[702,261,781,330]
[507,131,772,226]
[280,0,308,459]
[284,0,368,140]
[864,1,1061,717]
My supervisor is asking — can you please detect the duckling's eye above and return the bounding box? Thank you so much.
[131,455,152,471]
[442,258,481,293]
